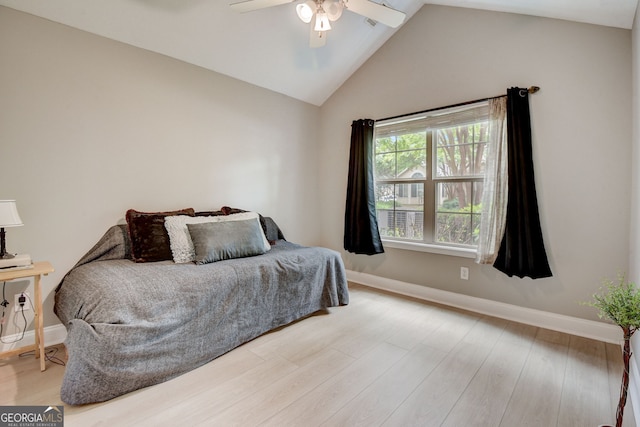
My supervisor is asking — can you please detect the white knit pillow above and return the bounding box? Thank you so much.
[165,212,270,263]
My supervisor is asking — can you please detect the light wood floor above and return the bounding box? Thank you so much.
[0,283,636,427]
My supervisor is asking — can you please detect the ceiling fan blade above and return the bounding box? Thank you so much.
[310,25,328,48]
[230,0,295,13]
[345,0,406,28]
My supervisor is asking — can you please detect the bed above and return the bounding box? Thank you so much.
[54,212,349,405]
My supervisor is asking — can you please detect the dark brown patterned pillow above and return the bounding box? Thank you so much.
[220,206,247,215]
[195,210,226,217]
[126,208,195,262]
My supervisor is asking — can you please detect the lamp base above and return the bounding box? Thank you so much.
[0,252,16,259]
[0,253,32,269]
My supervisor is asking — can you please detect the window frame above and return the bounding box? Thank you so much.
[373,101,489,256]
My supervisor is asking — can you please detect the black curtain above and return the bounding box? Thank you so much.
[493,88,552,279]
[344,119,384,255]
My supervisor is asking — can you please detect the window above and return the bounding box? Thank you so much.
[374,101,489,251]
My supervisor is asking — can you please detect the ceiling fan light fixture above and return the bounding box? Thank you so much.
[230,0,408,48]
[296,1,315,24]
[314,10,331,31]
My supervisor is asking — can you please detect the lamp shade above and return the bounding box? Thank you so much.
[324,0,344,21]
[0,200,23,227]
[296,1,315,24]
[314,11,331,31]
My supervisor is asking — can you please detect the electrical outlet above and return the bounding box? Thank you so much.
[14,292,30,313]
[460,267,469,280]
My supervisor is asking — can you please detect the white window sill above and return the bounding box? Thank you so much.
[382,239,477,259]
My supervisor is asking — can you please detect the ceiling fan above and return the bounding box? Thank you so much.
[230,0,406,47]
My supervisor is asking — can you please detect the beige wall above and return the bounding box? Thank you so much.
[0,7,321,327]
[319,5,632,321]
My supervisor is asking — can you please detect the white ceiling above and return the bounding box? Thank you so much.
[0,0,637,106]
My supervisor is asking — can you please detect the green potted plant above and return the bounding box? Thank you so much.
[585,274,640,427]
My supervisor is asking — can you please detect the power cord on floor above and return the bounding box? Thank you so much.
[19,346,66,367]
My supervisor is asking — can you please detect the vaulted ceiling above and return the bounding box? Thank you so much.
[0,0,637,106]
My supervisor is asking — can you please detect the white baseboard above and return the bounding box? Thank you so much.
[346,270,622,345]
[0,324,66,353]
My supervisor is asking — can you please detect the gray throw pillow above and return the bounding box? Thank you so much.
[187,219,267,264]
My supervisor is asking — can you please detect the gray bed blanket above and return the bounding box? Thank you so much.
[54,224,349,405]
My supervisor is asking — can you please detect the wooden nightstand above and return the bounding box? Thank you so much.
[0,261,54,371]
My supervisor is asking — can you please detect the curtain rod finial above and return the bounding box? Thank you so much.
[529,86,540,94]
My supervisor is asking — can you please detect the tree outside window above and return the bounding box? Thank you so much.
[374,102,488,248]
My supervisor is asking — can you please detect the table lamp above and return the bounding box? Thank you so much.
[0,200,24,259]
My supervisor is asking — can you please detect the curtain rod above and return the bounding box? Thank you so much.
[377,86,540,123]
